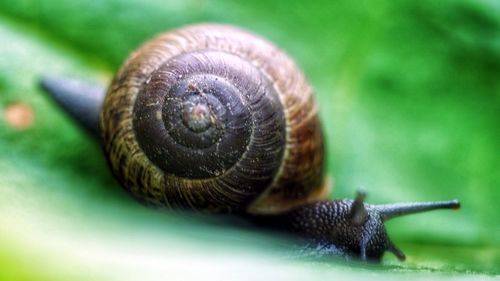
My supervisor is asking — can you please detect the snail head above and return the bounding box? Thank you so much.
[277,191,460,261]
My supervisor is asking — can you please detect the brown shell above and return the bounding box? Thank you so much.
[100,23,328,214]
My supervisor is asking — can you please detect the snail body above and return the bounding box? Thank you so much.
[41,23,460,262]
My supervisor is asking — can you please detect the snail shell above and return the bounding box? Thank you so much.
[100,24,328,214]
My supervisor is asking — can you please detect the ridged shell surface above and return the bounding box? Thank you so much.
[101,24,327,214]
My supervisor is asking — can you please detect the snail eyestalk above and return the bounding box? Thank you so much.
[350,190,368,225]
[375,200,460,221]
[362,195,460,261]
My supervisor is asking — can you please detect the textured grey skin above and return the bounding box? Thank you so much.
[40,76,105,137]
[253,200,401,262]
[39,77,460,262]
[251,194,459,261]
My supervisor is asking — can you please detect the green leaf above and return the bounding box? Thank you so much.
[0,0,499,279]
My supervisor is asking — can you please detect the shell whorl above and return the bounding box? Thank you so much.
[101,24,327,213]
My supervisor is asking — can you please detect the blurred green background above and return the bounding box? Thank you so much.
[0,0,499,280]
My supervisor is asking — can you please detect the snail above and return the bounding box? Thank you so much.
[40,23,460,262]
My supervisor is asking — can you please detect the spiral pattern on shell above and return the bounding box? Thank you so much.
[101,24,327,213]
